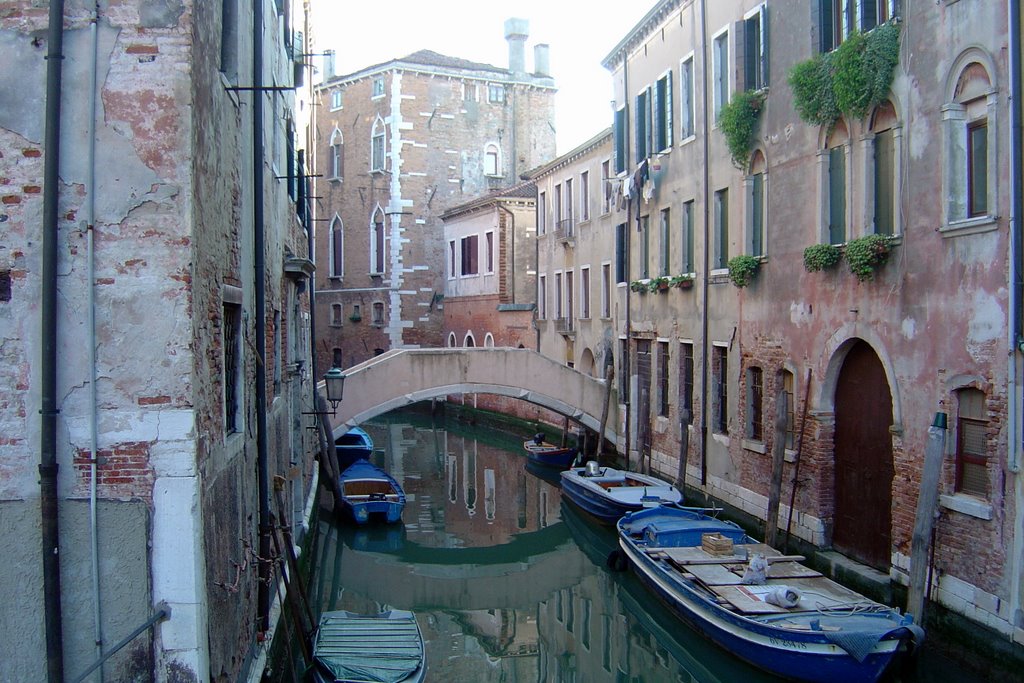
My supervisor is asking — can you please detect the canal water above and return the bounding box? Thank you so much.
[291,408,985,683]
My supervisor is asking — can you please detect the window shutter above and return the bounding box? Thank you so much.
[665,73,673,147]
[760,4,769,88]
[735,20,747,94]
[819,0,834,53]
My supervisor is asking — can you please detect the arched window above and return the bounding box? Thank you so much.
[868,101,900,236]
[943,52,998,231]
[370,115,386,172]
[370,206,385,275]
[484,333,495,347]
[448,333,457,348]
[820,119,849,245]
[329,215,343,278]
[745,149,767,257]
[483,142,501,177]
[329,127,344,181]
[464,332,476,347]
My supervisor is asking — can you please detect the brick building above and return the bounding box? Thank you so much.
[0,1,319,680]
[533,0,1024,650]
[311,19,557,374]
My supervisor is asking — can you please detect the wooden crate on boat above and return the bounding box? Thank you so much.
[701,533,734,556]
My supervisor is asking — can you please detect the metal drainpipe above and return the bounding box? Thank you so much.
[85,2,104,674]
[622,52,632,470]
[253,0,272,632]
[698,0,711,486]
[40,0,67,680]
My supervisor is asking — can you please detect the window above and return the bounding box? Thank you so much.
[828,140,847,244]
[635,87,652,161]
[747,151,766,256]
[658,341,670,417]
[460,235,479,276]
[463,82,477,101]
[861,0,896,32]
[639,215,650,279]
[565,270,575,322]
[746,366,763,441]
[713,345,728,434]
[679,55,695,140]
[679,342,694,417]
[330,216,343,277]
[554,184,563,226]
[329,128,343,181]
[742,5,768,92]
[712,29,730,121]
[485,231,494,273]
[580,170,590,221]
[714,189,729,270]
[565,177,575,228]
[538,275,547,319]
[783,369,796,449]
[580,267,591,319]
[370,116,386,172]
[654,71,673,153]
[448,240,456,278]
[538,191,547,235]
[955,388,988,497]
[372,76,385,97]
[943,56,997,228]
[330,89,343,110]
[615,223,627,283]
[220,0,238,82]
[372,302,384,325]
[681,200,695,273]
[488,84,506,103]
[659,208,671,276]
[614,107,627,174]
[601,263,611,318]
[448,333,457,347]
[332,347,343,367]
[371,212,385,274]
[330,303,343,326]
[821,0,896,51]
[601,160,612,214]
[554,272,563,319]
[484,143,501,177]
[223,301,242,433]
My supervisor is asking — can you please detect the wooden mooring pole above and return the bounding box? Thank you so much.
[907,412,948,622]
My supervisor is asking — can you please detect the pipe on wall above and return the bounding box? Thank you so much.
[40,0,67,680]
[698,0,711,486]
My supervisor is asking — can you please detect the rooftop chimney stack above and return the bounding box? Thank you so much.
[504,18,529,74]
[533,44,550,78]
[323,49,336,79]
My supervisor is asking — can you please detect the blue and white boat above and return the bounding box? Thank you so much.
[312,609,425,683]
[615,506,924,682]
[335,426,374,468]
[560,461,683,524]
[338,459,406,525]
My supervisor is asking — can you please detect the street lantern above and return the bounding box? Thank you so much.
[323,365,346,410]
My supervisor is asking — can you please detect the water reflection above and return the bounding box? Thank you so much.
[304,410,778,682]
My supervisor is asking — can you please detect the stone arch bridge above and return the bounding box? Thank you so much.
[321,348,617,444]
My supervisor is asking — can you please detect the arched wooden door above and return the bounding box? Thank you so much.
[833,341,894,569]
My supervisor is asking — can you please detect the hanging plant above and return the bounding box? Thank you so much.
[630,279,649,293]
[718,90,765,168]
[845,234,894,281]
[648,276,671,293]
[788,22,900,126]
[802,243,842,272]
[669,274,695,289]
[727,255,761,288]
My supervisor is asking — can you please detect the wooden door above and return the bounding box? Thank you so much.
[636,340,652,469]
[833,341,894,569]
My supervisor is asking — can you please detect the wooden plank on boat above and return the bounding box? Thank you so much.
[711,585,792,614]
[769,576,876,608]
[645,546,748,564]
[765,561,822,579]
[687,560,821,587]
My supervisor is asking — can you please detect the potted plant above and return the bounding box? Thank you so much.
[727,255,761,288]
[630,279,649,293]
[349,312,362,323]
[669,274,695,289]
[845,233,894,281]
[649,276,671,293]
[803,243,842,272]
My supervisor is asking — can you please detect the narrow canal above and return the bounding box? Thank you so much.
[288,407,985,683]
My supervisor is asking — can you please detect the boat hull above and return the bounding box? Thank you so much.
[522,440,578,469]
[338,459,406,525]
[616,509,921,683]
[334,426,374,469]
[312,609,425,683]
[560,465,683,524]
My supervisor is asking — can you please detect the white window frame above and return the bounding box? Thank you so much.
[485,230,495,274]
[580,170,590,222]
[712,27,730,123]
[372,76,385,98]
[329,215,344,278]
[329,127,343,181]
[370,115,386,173]
[538,274,547,319]
[679,53,695,143]
[484,142,502,177]
[580,266,591,320]
[330,89,343,110]
[600,262,612,319]
[654,69,673,154]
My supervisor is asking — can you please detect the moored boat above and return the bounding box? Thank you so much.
[614,506,924,682]
[338,458,406,525]
[311,609,425,683]
[560,461,683,523]
[334,426,374,468]
[523,432,578,469]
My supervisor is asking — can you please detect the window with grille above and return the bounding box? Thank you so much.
[223,302,241,433]
[713,346,728,434]
[956,388,989,497]
[658,341,670,417]
[746,366,763,441]
[679,342,694,417]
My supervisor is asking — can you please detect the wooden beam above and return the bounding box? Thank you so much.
[907,412,948,622]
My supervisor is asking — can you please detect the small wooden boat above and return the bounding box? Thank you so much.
[338,459,405,525]
[311,609,425,683]
[522,433,578,469]
[335,426,374,468]
[614,506,924,682]
[560,461,683,523]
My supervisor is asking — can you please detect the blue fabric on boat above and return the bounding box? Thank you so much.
[822,624,921,662]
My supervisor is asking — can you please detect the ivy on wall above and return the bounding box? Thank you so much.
[719,90,765,168]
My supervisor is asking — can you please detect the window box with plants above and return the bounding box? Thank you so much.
[845,234,894,281]
[670,274,695,289]
[649,276,671,293]
[349,312,362,323]
[803,243,842,272]
[727,255,761,288]
[630,279,650,294]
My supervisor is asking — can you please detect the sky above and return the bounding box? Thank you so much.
[310,0,655,154]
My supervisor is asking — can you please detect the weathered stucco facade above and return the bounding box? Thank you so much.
[0,1,319,680]
[311,19,557,374]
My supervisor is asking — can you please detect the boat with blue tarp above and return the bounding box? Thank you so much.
[311,608,425,683]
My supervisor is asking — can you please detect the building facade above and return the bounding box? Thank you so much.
[534,0,1024,647]
[311,19,557,374]
[0,1,319,680]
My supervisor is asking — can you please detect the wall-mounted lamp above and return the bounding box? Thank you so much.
[323,365,346,411]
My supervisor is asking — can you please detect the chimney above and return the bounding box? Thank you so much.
[323,49,335,79]
[533,44,550,78]
[504,18,528,74]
